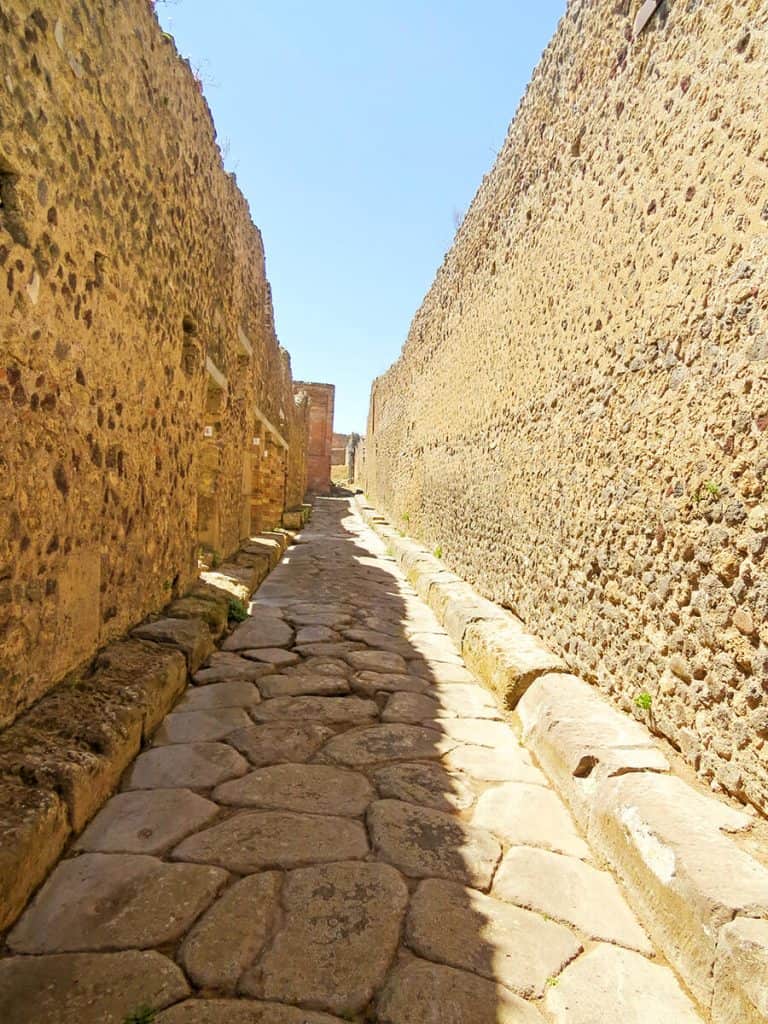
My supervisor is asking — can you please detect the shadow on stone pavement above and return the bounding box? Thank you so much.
[0,499,705,1024]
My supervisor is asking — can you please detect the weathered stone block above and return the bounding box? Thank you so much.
[713,917,768,1024]
[461,618,566,706]
[132,617,214,672]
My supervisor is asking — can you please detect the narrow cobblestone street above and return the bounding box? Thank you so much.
[0,499,704,1024]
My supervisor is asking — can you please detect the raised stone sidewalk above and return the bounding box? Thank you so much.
[0,499,743,1022]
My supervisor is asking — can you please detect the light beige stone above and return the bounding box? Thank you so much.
[213,763,374,815]
[438,717,521,749]
[376,958,546,1024]
[407,878,582,997]
[242,862,408,1015]
[443,743,548,784]
[179,872,280,991]
[431,683,502,719]
[368,799,501,889]
[473,782,591,860]
[590,771,768,1006]
[158,1002,348,1024]
[171,810,368,871]
[373,762,476,812]
[152,708,252,745]
[517,672,671,826]
[257,672,349,697]
[461,619,566,707]
[222,615,294,651]
[227,722,334,766]
[346,649,409,673]
[409,660,477,684]
[122,742,248,790]
[493,846,652,953]
[251,694,378,724]
[713,917,768,1024]
[544,944,704,1023]
[318,724,455,766]
[8,853,227,953]
[0,951,190,1024]
[74,789,219,855]
[176,681,262,710]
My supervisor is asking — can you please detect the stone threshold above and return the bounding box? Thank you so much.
[353,495,768,1024]
[0,523,303,934]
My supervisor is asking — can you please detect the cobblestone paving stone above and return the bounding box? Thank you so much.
[0,499,705,1023]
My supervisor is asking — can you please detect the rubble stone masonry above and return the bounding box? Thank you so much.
[0,1,308,728]
[365,0,768,814]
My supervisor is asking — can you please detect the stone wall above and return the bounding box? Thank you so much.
[364,0,768,814]
[295,381,335,494]
[0,0,308,729]
[331,431,350,467]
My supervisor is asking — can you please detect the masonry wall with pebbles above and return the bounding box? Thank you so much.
[0,0,309,728]
[364,0,768,814]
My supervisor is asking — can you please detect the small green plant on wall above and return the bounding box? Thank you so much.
[228,597,249,622]
[433,545,443,559]
[634,691,653,712]
[123,1007,156,1024]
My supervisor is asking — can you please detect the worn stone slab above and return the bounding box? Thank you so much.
[713,917,768,1024]
[94,638,188,736]
[132,617,214,671]
[158,1002,348,1023]
[152,708,253,745]
[318,724,454,766]
[346,649,409,673]
[251,694,378,724]
[257,672,350,698]
[74,789,219,855]
[517,672,671,826]
[368,799,501,889]
[295,625,338,644]
[443,743,548,785]
[0,951,190,1024]
[589,771,768,1006]
[373,762,476,812]
[493,846,652,953]
[382,691,443,723]
[298,656,350,676]
[438,717,521,749]
[407,878,582,998]
[431,683,503,719]
[544,943,704,1023]
[242,862,408,1015]
[227,722,335,766]
[8,853,227,953]
[193,653,272,685]
[122,742,248,790]
[295,641,366,658]
[409,660,477,684]
[0,779,70,932]
[342,627,414,656]
[213,763,374,816]
[351,670,432,697]
[241,647,301,667]
[180,871,281,991]
[166,594,229,636]
[376,958,546,1024]
[473,782,591,860]
[172,811,369,871]
[222,615,294,651]
[176,680,262,710]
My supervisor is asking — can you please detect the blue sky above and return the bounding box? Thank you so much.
[157,1,565,433]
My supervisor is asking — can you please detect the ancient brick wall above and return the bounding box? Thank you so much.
[331,432,350,467]
[295,382,335,494]
[365,0,768,814]
[0,0,308,728]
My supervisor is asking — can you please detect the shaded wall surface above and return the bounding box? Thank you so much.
[295,381,335,494]
[0,0,308,728]
[365,0,768,814]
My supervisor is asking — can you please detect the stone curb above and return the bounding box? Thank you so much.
[0,529,294,933]
[353,496,768,1024]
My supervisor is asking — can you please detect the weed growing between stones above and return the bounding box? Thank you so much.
[433,545,443,559]
[228,597,249,622]
[123,1007,155,1024]
[634,691,653,711]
